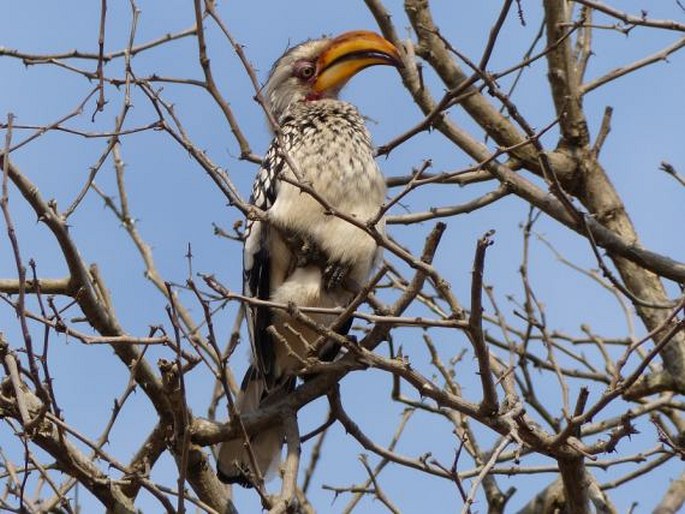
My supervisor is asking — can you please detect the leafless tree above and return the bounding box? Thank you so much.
[2,1,684,513]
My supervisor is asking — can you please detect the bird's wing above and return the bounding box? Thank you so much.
[243,141,284,384]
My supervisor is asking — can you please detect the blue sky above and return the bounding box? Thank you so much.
[2,1,684,512]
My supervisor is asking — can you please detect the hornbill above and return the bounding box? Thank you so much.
[217,30,401,487]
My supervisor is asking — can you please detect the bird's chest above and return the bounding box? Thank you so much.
[286,119,383,205]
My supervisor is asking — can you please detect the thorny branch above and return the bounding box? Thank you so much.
[2,1,685,513]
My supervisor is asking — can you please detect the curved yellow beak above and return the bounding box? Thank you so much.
[313,30,401,94]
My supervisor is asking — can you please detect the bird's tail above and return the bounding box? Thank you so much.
[216,367,292,487]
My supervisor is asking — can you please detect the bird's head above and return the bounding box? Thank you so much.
[263,30,401,121]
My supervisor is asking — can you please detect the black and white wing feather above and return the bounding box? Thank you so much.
[243,141,284,385]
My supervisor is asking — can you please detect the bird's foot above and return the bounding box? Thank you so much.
[284,233,328,268]
[279,228,352,289]
[299,239,324,267]
[323,261,350,290]
[217,462,255,488]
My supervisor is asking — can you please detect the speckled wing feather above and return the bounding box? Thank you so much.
[243,140,284,384]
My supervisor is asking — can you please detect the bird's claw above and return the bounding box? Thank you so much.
[283,232,325,267]
[281,229,350,289]
[296,239,319,267]
[323,262,350,290]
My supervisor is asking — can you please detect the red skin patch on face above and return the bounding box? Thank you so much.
[304,91,324,102]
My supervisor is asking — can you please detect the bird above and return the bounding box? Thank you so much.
[217,30,401,487]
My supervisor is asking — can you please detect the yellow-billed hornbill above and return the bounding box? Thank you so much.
[217,31,401,487]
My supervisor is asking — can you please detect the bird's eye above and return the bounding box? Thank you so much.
[296,62,316,80]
